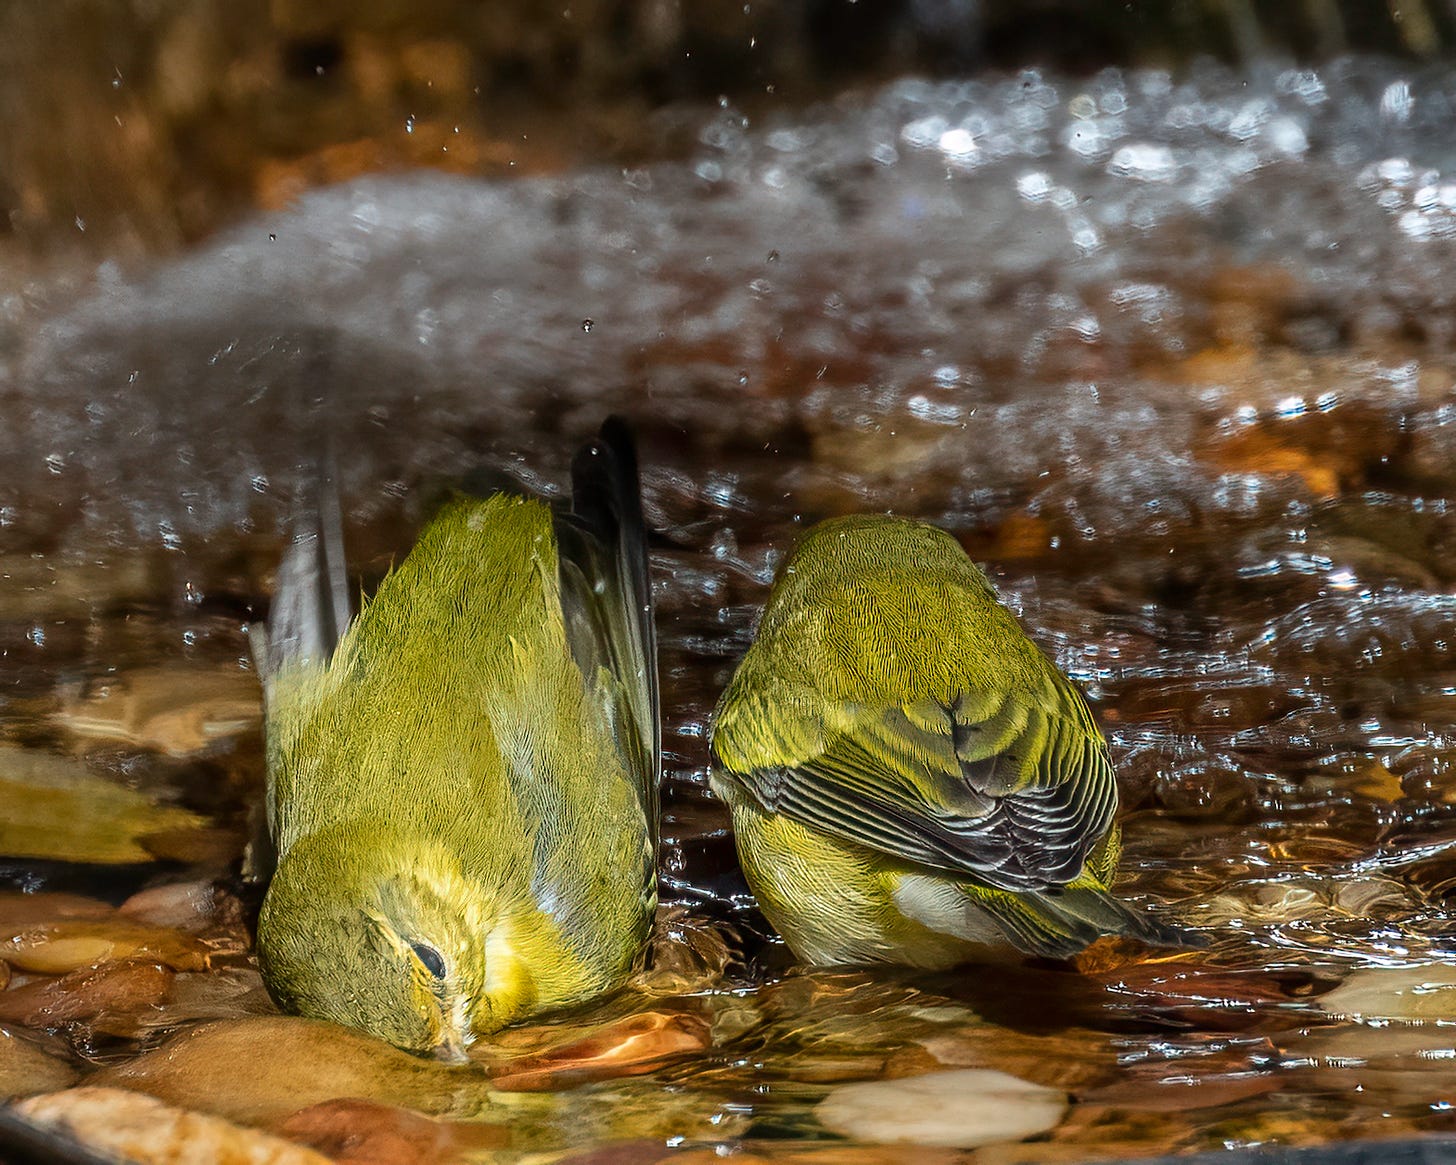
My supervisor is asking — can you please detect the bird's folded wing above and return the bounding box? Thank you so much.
[716,685,1117,892]
[554,418,660,837]
[251,451,351,697]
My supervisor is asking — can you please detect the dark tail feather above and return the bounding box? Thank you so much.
[983,886,1207,960]
[559,418,661,830]
[251,351,351,691]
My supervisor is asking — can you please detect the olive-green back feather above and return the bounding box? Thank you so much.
[712,514,1117,893]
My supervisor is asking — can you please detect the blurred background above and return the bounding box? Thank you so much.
[5,0,1456,258]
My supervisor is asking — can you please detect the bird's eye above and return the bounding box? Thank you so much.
[410,940,447,979]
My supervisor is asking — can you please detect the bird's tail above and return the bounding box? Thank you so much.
[979,883,1206,960]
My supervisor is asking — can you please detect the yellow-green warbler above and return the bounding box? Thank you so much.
[252,420,658,1056]
[710,514,1194,967]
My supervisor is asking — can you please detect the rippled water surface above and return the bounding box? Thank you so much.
[8,56,1456,1160]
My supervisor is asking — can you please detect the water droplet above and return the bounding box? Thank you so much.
[581,319,594,333]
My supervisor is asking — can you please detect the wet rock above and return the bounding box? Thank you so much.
[0,555,160,621]
[4,919,213,974]
[276,1098,510,1164]
[907,1025,1116,1092]
[0,744,208,865]
[0,1026,77,1099]
[1196,875,1410,929]
[150,967,278,1028]
[641,904,738,994]
[1282,1021,1456,1103]
[488,1009,712,1090]
[52,666,261,757]
[16,1086,332,1164]
[1080,1072,1279,1112]
[560,1142,684,1165]
[1318,963,1456,1021]
[668,1149,966,1165]
[815,1068,1068,1149]
[0,959,173,1030]
[0,891,114,934]
[973,1103,1199,1163]
[1087,1032,1282,1116]
[120,880,222,932]
[1088,960,1322,1030]
[93,1015,495,1125]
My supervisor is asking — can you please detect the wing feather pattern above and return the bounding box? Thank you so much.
[553,418,661,840]
[720,682,1117,893]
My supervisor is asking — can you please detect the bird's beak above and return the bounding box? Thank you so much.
[430,994,474,1064]
[431,1028,470,1064]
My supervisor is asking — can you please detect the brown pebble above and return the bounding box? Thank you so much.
[0,960,173,1027]
[4,920,211,974]
[489,1009,711,1091]
[120,881,218,932]
[17,1086,330,1164]
[0,892,114,940]
[277,1098,510,1165]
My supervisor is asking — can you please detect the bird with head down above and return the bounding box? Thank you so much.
[252,419,658,1057]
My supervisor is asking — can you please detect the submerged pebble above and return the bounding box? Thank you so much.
[4,919,214,974]
[487,1009,713,1091]
[51,666,261,758]
[16,1086,332,1164]
[276,1098,511,1164]
[0,959,173,1030]
[1319,964,1456,1022]
[0,1027,76,1099]
[92,1016,494,1125]
[815,1068,1068,1148]
[0,745,209,866]
[119,880,223,933]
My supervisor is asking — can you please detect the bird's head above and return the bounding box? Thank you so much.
[256,825,534,1058]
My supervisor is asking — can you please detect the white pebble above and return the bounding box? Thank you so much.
[1321,964,1456,1022]
[815,1068,1067,1149]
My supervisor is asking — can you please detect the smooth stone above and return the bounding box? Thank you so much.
[275,1098,511,1164]
[0,959,174,1028]
[16,1086,331,1164]
[815,1068,1068,1149]
[1320,963,1456,1021]
[0,744,207,865]
[0,1026,77,1099]
[92,1015,495,1125]
[0,891,115,932]
[119,880,221,932]
[5,919,213,974]
[51,666,261,757]
[489,1009,712,1091]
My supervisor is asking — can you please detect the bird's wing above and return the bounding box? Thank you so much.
[714,680,1117,893]
[553,418,660,840]
[251,449,351,699]
[249,446,352,881]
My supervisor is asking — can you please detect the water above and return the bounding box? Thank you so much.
[7,55,1456,1159]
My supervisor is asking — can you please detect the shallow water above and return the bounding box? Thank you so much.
[7,55,1456,1160]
